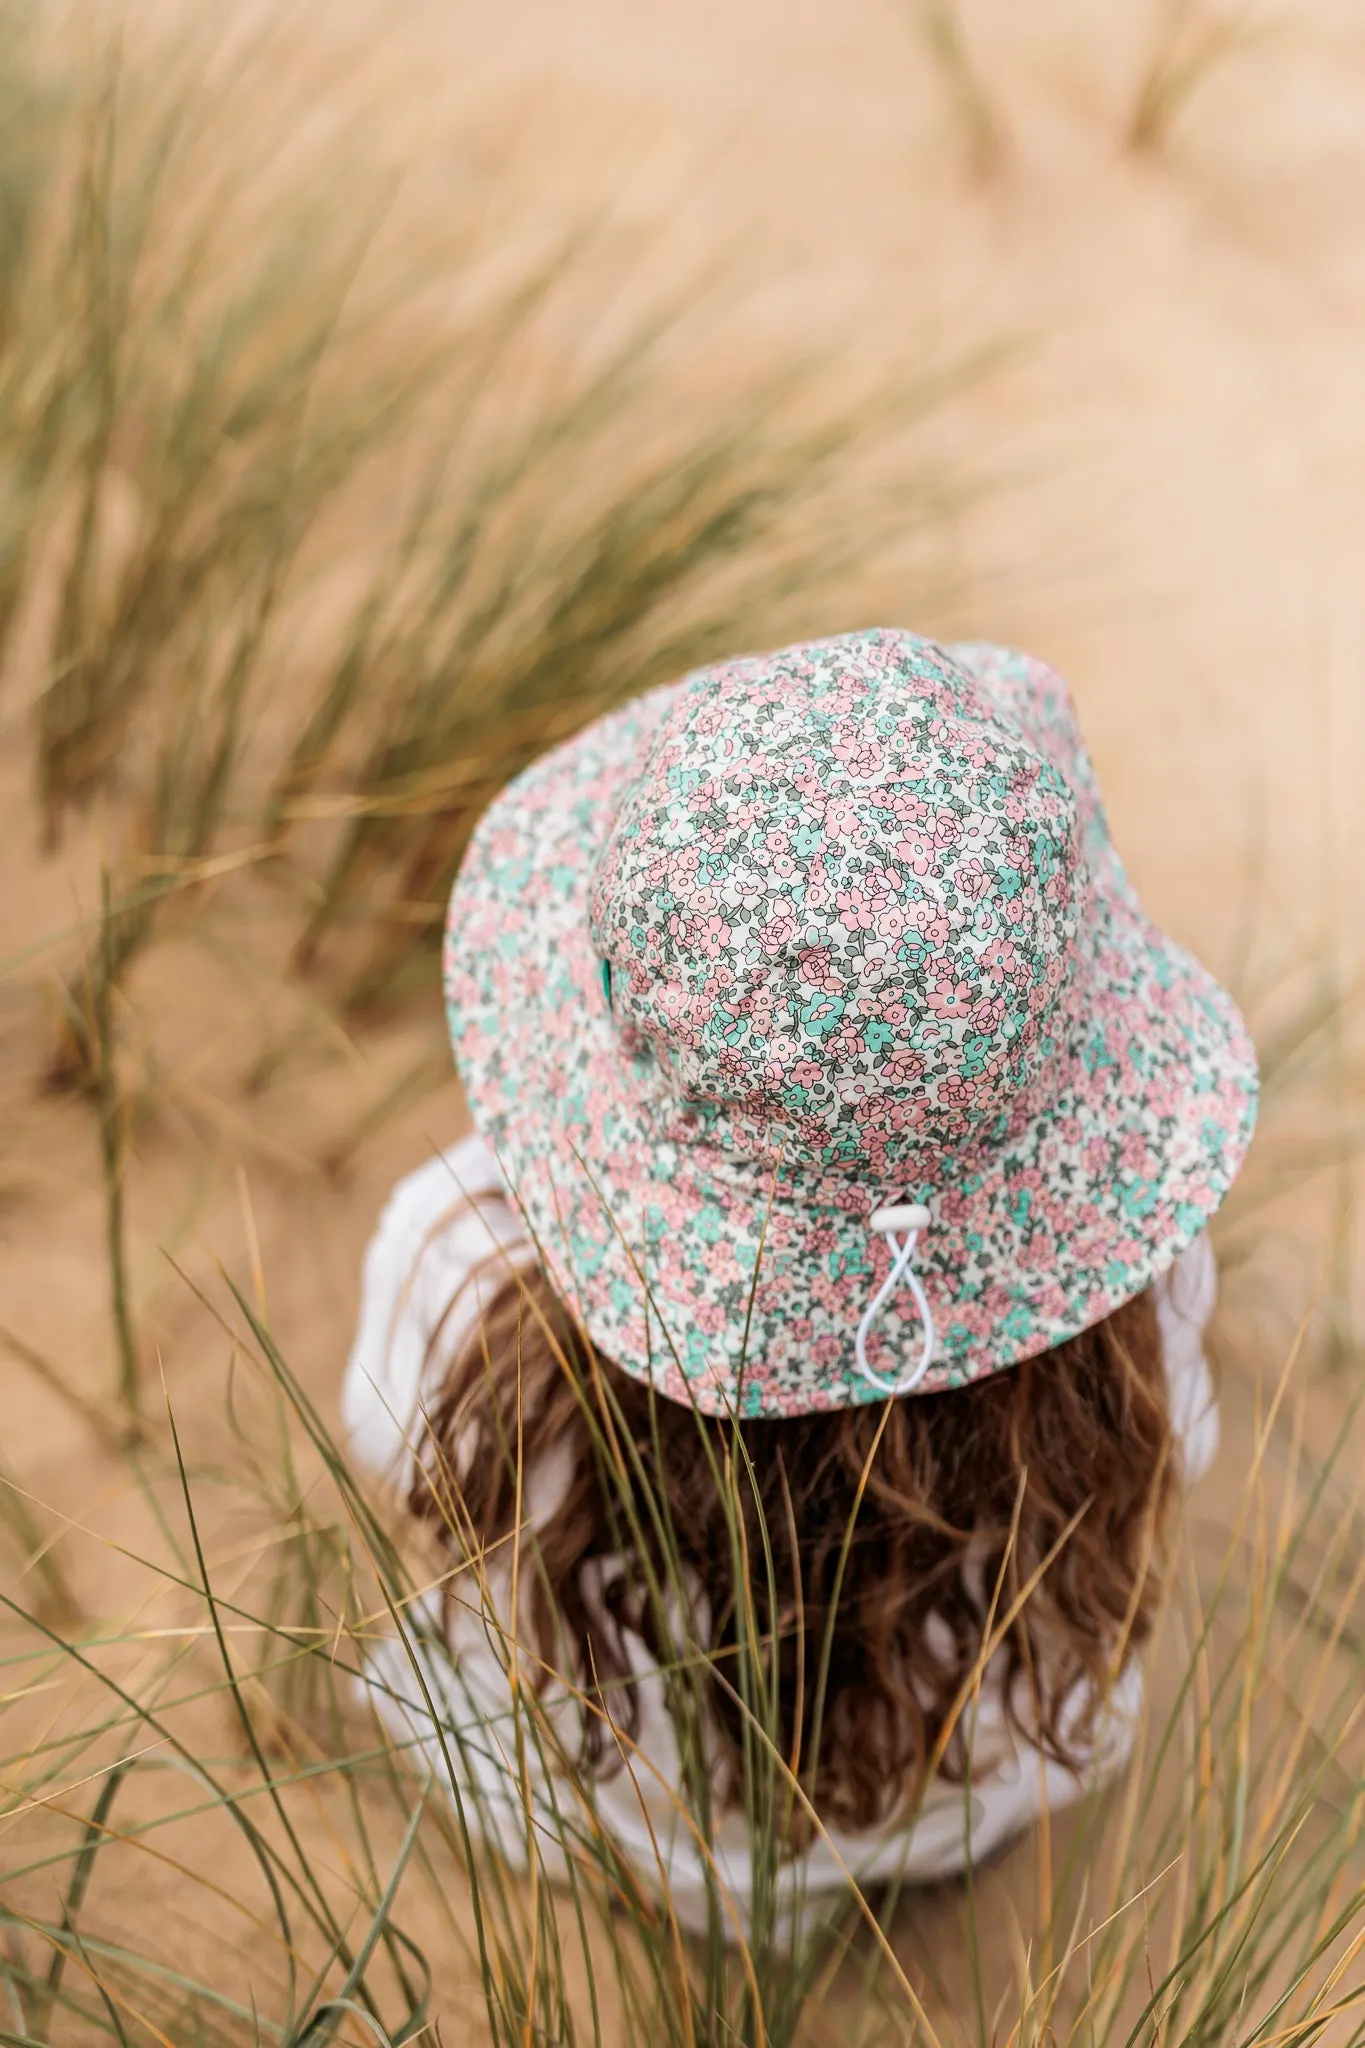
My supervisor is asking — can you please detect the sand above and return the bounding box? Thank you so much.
[3,0,1363,2035]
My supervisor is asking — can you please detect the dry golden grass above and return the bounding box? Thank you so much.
[2,1,1364,2042]
[1128,0,1258,151]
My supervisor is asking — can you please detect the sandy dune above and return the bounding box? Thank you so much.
[3,1,1364,2035]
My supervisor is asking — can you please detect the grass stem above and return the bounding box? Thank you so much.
[93,869,140,1433]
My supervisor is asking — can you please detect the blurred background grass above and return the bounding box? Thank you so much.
[2,0,1364,2041]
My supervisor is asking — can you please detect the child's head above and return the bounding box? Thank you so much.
[411,1251,1175,1834]
[445,630,1256,1418]
[425,629,1256,1823]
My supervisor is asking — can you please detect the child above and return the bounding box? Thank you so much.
[344,629,1256,1939]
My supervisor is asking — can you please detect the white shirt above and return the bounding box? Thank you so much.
[344,1136,1219,1940]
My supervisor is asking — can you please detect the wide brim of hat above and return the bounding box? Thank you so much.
[445,673,1258,1417]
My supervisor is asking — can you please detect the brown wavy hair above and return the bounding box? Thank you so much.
[407,1232,1177,1835]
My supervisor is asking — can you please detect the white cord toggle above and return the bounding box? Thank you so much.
[855,1199,936,1396]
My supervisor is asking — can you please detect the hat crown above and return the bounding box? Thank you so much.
[588,631,1088,1182]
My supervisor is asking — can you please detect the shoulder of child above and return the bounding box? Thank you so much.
[342,1134,531,1478]
[1154,1234,1220,1484]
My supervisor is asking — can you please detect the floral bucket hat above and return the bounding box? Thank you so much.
[444,630,1258,1417]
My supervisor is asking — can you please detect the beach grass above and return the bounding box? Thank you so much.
[1,6,1363,2045]
[2,1249,1364,2045]
[1128,1,1256,151]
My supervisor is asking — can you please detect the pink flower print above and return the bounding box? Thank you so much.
[809,1270,841,1310]
[970,995,1005,1033]
[836,887,878,932]
[836,1071,883,1106]
[934,1186,972,1227]
[981,935,1016,976]
[1143,1072,1183,1118]
[766,827,791,854]
[1032,1282,1070,1321]
[790,1059,823,1086]
[757,912,798,954]
[828,1028,866,1063]
[895,831,935,876]
[832,728,880,778]
[919,914,951,949]
[933,808,961,848]
[797,945,834,986]
[928,977,974,1021]
[708,1240,743,1287]
[772,853,797,879]
[857,941,894,985]
[690,886,719,914]
[694,912,731,959]
[882,1048,924,1083]
[937,1076,977,1107]
[1119,1131,1152,1174]
[1170,1172,1214,1213]
[959,857,992,901]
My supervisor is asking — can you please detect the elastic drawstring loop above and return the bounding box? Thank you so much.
[854,1200,936,1396]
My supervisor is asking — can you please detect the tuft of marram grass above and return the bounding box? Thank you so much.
[3,9,977,1091]
[1128,0,1256,152]
[5,11,1361,2045]
[917,1,1008,182]
[0,1,977,1427]
[2,1254,1365,2046]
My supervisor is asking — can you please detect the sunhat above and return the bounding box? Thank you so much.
[444,630,1257,1417]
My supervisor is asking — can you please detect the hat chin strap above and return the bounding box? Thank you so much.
[855,1201,936,1397]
